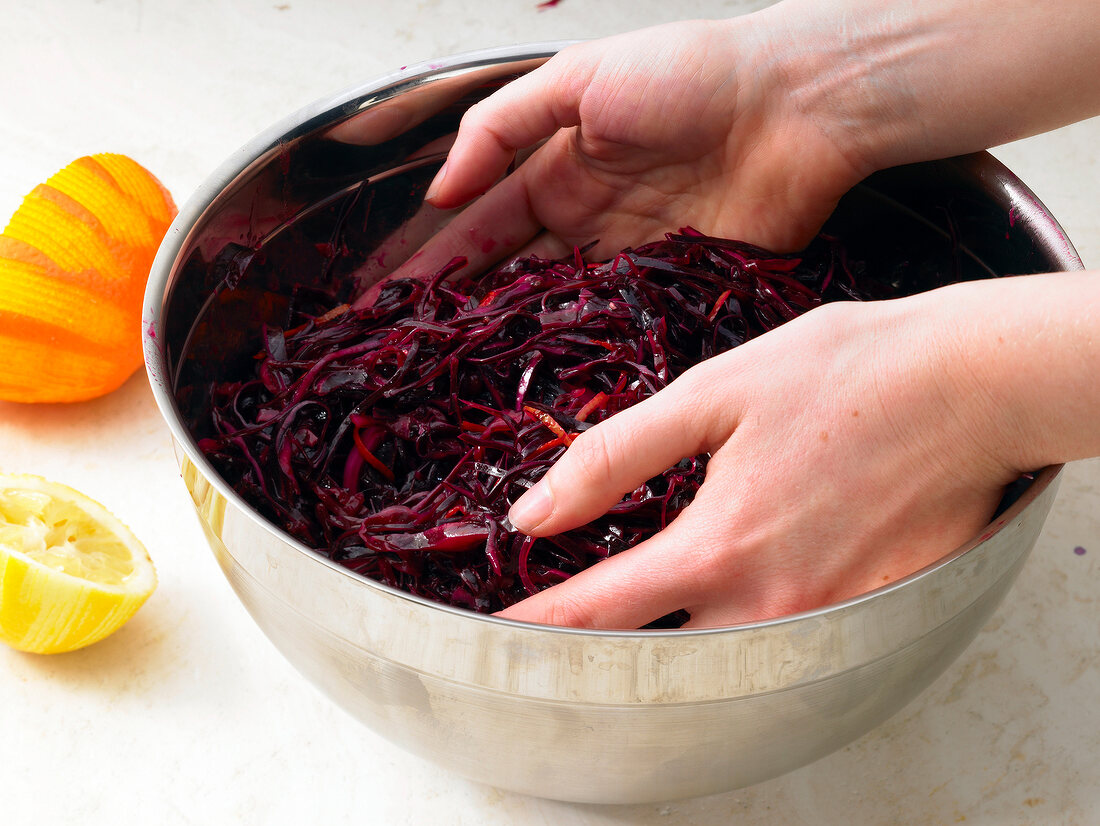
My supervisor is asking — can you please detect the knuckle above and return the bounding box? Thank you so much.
[463,97,491,124]
[460,100,507,145]
[457,99,485,131]
[664,365,730,451]
[565,425,624,492]
[677,533,730,600]
[544,592,596,628]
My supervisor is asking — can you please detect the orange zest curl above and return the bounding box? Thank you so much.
[0,154,177,403]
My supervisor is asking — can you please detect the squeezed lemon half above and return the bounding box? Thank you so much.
[0,474,156,654]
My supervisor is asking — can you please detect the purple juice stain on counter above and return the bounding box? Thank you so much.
[1074,546,1087,556]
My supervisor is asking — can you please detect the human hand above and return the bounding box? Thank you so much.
[371,17,870,289]
[354,0,1100,305]
[496,287,1025,629]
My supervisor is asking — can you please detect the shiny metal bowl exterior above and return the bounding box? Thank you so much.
[143,45,1082,803]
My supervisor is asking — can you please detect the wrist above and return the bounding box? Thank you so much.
[897,274,1100,476]
[755,0,1100,175]
[749,0,950,176]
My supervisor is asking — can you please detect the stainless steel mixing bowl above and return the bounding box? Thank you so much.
[143,44,1082,803]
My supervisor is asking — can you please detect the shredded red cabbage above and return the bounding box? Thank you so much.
[193,228,890,621]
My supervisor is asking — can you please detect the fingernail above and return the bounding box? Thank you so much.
[424,161,448,203]
[508,481,554,533]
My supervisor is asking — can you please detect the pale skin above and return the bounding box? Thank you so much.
[384,0,1100,628]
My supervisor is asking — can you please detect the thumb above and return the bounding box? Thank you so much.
[507,363,739,537]
[425,47,593,208]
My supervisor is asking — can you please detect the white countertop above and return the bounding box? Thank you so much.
[1,1,1097,823]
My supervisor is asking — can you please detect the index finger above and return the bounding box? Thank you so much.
[494,476,740,629]
[425,45,594,209]
[507,358,741,536]
[494,502,703,629]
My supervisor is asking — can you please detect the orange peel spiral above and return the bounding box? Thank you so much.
[0,154,177,403]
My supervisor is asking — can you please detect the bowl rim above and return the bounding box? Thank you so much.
[143,42,1077,640]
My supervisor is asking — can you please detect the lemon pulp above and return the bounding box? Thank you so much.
[0,474,156,654]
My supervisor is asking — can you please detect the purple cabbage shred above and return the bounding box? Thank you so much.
[194,228,887,622]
